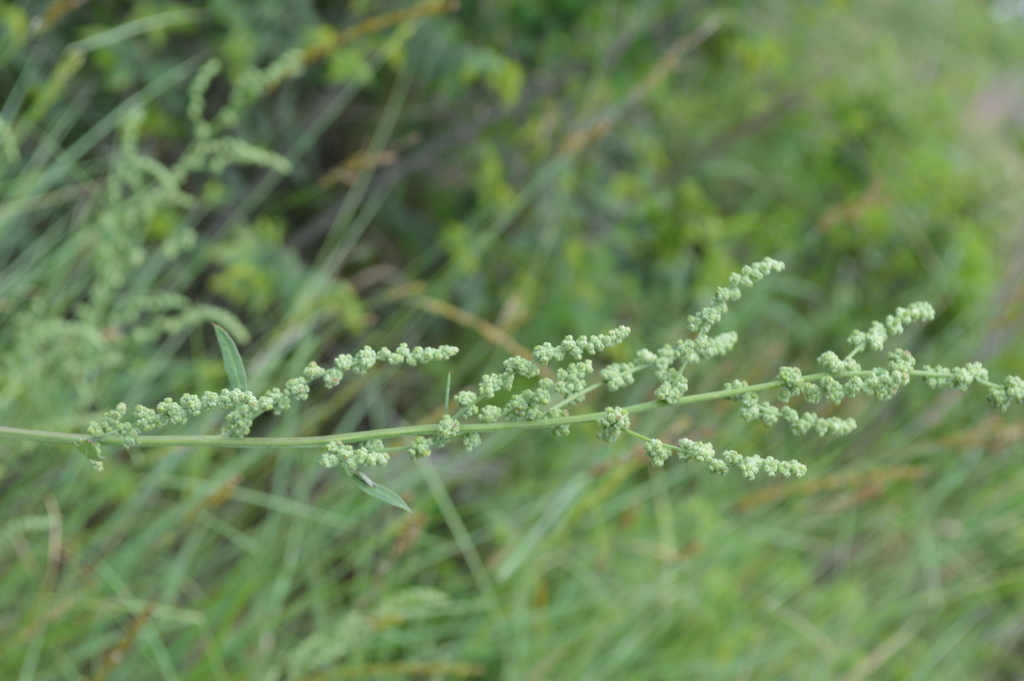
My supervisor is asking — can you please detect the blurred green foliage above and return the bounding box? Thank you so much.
[2,0,1024,678]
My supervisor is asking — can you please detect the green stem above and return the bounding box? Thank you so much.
[0,368,989,452]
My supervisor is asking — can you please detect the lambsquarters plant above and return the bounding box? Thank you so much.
[2,258,1021,511]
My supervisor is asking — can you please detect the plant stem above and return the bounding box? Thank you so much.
[0,368,993,452]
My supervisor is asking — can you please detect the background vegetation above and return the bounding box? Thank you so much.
[2,0,1024,678]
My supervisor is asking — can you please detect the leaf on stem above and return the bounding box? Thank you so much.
[213,323,248,392]
[74,438,105,470]
[342,465,411,513]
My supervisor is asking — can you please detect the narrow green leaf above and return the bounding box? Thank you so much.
[213,323,248,392]
[341,465,411,513]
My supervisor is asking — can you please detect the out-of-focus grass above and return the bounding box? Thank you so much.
[6,236,1024,681]
[4,2,1024,680]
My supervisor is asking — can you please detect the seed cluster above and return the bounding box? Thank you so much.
[87,343,458,446]
[644,436,807,479]
[85,257,1024,486]
[321,439,388,469]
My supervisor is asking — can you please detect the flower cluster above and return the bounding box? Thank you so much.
[597,407,631,442]
[736,392,858,436]
[758,349,917,412]
[79,257,1024,500]
[601,331,738,395]
[452,326,632,433]
[846,302,935,354]
[706,313,938,460]
[321,439,389,469]
[920,362,989,391]
[529,327,633,365]
[601,257,785,405]
[643,436,807,480]
[988,376,1024,413]
[87,343,458,445]
[88,389,256,447]
[317,343,459,390]
[408,436,433,460]
[401,421,483,461]
[688,258,786,336]
[433,414,461,446]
